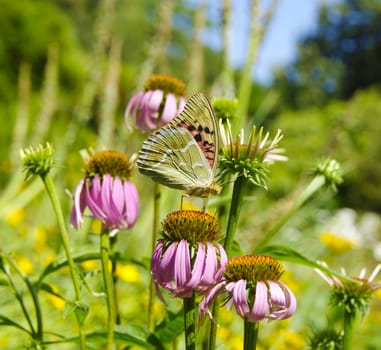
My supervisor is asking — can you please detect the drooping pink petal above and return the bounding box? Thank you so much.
[111,176,124,210]
[236,279,250,318]
[147,90,164,111]
[161,93,177,125]
[200,242,218,286]
[174,240,192,296]
[267,281,287,320]
[123,181,139,227]
[137,91,158,130]
[70,179,86,228]
[277,281,297,319]
[177,96,186,113]
[186,243,206,290]
[141,91,161,127]
[227,280,249,319]
[100,175,120,227]
[108,176,127,227]
[250,281,270,322]
[215,243,228,278]
[199,281,226,318]
[85,176,106,220]
[151,241,164,279]
[151,241,167,303]
[268,281,286,307]
[157,241,177,287]
[125,92,144,124]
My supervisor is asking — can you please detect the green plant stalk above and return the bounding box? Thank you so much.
[256,175,326,249]
[41,174,87,350]
[1,253,38,338]
[208,176,248,350]
[38,251,100,283]
[183,294,196,350]
[243,320,259,350]
[342,311,355,350]
[110,236,121,325]
[217,176,231,229]
[100,229,116,350]
[224,175,249,255]
[207,302,219,350]
[148,183,161,330]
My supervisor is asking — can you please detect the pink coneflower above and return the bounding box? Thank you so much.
[70,150,139,235]
[200,255,297,322]
[151,210,227,300]
[125,74,186,132]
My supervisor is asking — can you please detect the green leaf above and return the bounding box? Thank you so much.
[0,255,5,271]
[38,251,100,283]
[57,325,165,349]
[74,301,89,325]
[39,282,64,297]
[114,325,165,349]
[154,309,184,344]
[63,301,89,324]
[0,278,9,287]
[218,239,244,257]
[0,313,32,335]
[255,244,353,281]
[41,282,92,324]
[0,254,11,275]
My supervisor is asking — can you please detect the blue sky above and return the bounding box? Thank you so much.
[197,0,339,84]
[249,0,321,83]
[229,0,321,83]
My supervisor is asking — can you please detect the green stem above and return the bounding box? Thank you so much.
[41,175,87,349]
[216,175,231,229]
[110,236,121,325]
[100,229,116,350]
[207,176,248,350]
[1,253,38,338]
[224,175,249,255]
[243,320,259,350]
[342,311,355,350]
[183,294,196,350]
[256,175,326,250]
[25,277,43,342]
[148,183,161,329]
[207,302,219,350]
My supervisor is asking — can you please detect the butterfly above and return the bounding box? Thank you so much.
[137,92,221,197]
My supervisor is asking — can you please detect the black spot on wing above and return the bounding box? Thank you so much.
[194,133,202,142]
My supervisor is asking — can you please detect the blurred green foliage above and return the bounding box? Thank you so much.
[274,0,381,108]
[273,87,381,212]
[0,0,86,100]
[270,0,381,213]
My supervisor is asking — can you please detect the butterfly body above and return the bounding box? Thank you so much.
[137,93,221,198]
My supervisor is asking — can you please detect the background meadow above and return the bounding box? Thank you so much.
[1,0,381,349]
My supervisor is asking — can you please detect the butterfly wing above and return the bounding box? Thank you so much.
[138,126,213,190]
[167,93,219,175]
[137,93,220,197]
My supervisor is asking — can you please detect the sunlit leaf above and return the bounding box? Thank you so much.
[255,244,353,280]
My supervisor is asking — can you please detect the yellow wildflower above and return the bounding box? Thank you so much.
[320,231,355,253]
[116,263,141,283]
[5,208,25,227]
